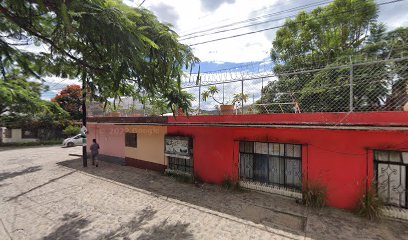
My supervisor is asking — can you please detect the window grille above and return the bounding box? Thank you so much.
[168,157,194,174]
[239,141,302,191]
[374,150,408,208]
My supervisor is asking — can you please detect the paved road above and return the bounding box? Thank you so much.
[0,146,407,240]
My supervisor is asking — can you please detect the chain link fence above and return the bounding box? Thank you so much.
[183,57,408,115]
[88,57,408,116]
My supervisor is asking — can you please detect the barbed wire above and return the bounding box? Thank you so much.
[181,57,408,114]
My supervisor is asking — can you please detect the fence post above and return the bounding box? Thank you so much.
[241,78,244,114]
[349,59,354,112]
[198,81,201,115]
[261,77,264,103]
[222,82,225,104]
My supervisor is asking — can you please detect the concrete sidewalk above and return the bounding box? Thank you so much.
[0,146,407,239]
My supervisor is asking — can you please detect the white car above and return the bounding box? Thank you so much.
[62,134,86,147]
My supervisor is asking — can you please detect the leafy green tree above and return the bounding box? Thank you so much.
[0,0,198,113]
[63,125,81,136]
[261,0,407,112]
[0,74,44,115]
[52,85,82,120]
[270,0,377,72]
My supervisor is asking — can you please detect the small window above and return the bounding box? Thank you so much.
[4,129,11,138]
[125,133,137,148]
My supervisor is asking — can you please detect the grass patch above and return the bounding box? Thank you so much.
[302,182,327,208]
[355,189,383,221]
[0,140,62,147]
[222,177,245,192]
[164,170,194,184]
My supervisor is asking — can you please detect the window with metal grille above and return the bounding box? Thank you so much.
[239,141,302,191]
[374,150,408,209]
[125,133,137,148]
[168,157,193,174]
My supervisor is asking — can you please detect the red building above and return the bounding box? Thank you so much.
[88,112,408,212]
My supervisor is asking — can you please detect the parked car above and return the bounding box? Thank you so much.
[62,134,86,147]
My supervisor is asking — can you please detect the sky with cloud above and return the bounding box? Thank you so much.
[134,0,408,63]
[41,0,408,101]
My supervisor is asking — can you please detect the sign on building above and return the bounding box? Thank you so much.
[164,136,192,158]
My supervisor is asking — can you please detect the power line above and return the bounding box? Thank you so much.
[43,78,78,93]
[189,60,273,75]
[179,0,332,37]
[180,14,295,41]
[187,0,405,47]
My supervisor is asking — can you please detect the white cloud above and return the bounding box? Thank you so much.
[148,3,179,26]
[41,77,80,100]
[142,0,408,64]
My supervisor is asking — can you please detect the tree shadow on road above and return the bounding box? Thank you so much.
[58,158,307,237]
[98,207,157,240]
[137,220,192,240]
[0,166,42,182]
[43,212,90,240]
[97,207,192,240]
[7,170,76,202]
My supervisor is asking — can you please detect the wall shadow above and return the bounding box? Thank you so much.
[0,166,42,182]
[7,171,76,201]
[58,158,307,237]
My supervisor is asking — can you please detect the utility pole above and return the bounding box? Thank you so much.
[81,74,88,167]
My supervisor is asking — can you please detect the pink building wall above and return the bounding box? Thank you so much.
[87,123,125,158]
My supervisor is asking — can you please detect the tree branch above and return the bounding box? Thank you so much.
[0,4,108,74]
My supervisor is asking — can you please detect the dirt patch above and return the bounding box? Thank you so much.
[241,204,305,232]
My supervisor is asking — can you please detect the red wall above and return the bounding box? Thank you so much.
[88,112,408,210]
[169,112,408,126]
[167,125,408,209]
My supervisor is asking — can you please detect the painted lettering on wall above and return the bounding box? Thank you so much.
[125,126,164,135]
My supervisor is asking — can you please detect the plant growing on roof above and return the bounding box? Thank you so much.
[202,86,249,115]
[201,86,223,105]
[201,86,249,105]
[232,93,249,107]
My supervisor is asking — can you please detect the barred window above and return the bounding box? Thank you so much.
[168,157,193,174]
[240,141,302,190]
[374,150,407,208]
[125,133,137,148]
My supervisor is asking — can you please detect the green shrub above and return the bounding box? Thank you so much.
[355,189,383,221]
[0,140,62,147]
[63,125,80,136]
[165,171,194,184]
[302,182,327,208]
[222,177,234,189]
[222,176,244,191]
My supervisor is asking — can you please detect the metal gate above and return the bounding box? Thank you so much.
[374,150,408,209]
